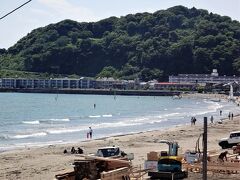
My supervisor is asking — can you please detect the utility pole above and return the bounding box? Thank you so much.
[203,117,208,180]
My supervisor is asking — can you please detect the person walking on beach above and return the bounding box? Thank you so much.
[228,112,231,120]
[88,127,93,139]
[231,113,234,120]
[210,115,214,124]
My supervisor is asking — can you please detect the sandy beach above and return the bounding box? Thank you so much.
[1,94,240,180]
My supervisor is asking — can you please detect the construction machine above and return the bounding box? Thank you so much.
[146,140,188,179]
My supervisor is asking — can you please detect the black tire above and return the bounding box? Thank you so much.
[219,141,229,149]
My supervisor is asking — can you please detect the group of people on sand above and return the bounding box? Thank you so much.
[63,147,84,154]
[210,110,234,124]
[63,127,93,154]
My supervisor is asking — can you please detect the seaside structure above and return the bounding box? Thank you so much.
[0,77,96,89]
[152,82,196,91]
[95,77,135,90]
[3,69,238,91]
[169,69,240,85]
[0,77,136,90]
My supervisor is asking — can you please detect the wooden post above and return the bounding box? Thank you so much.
[203,117,207,180]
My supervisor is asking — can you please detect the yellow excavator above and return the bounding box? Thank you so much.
[148,140,188,179]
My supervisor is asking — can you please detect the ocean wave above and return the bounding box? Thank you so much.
[38,118,70,123]
[163,112,180,117]
[102,114,113,117]
[69,116,85,120]
[44,118,70,122]
[11,132,47,139]
[47,120,144,135]
[148,118,168,124]
[22,120,40,125]
[89,115,101,118]
[22,118,70,125]
[46,118,147,135]
[129,117,149,122]
[47,128,84,134]
[95,121,143,128]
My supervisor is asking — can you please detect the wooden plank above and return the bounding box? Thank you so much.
[101,167,129,180]
[55,170,76,180]
[75,154,130,165]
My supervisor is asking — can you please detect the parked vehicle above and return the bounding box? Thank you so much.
[219,131,240,149]
[146,140,188,179]
[96,146,121,157]
[96,146,134,160]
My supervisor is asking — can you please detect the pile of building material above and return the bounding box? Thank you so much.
[144,151,159,172]
[183,150,240,175]
[183,161,240,174]
[55,154,149,180]
[233,144,240,155]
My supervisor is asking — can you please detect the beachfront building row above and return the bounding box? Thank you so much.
[0,77,136,90]
[0,77,195,91]
[2,69,237,91]
[169,69,240,85]
[152,82,196,91]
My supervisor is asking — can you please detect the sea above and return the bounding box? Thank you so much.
[0,92,239,152]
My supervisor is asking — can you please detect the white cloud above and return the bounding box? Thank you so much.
[37,0,98,22]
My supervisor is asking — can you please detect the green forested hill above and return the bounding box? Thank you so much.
[0,6,240,81]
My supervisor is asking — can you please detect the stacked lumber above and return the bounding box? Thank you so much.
[101,167,130,180]
[55,170,75,180]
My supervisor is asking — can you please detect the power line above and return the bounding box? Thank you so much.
[0,0,32,20]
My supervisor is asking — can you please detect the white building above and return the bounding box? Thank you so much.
[169,69,240,84]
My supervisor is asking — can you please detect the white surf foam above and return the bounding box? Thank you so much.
[163,112,180,117]
[11,132,47,139]
[48,118,70,122]
[22,120,40,125]
[89,115,101,118]
[39,118,70,123]
[102,114,113,117]
[47,128,84,134]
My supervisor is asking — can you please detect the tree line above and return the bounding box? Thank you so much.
[0,6,240,81]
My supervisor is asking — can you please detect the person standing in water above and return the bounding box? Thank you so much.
[93,103,96,109]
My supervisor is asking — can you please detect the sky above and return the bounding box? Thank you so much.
[0,0,239,49]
